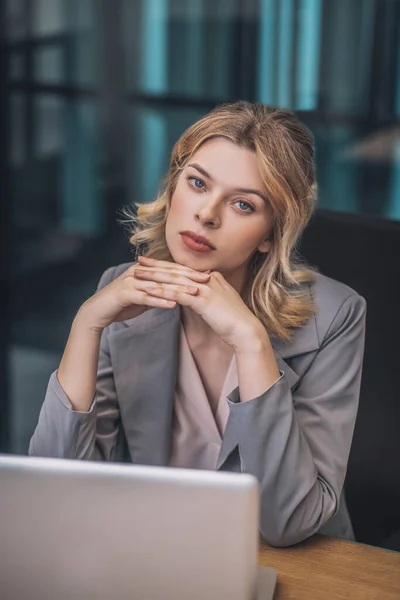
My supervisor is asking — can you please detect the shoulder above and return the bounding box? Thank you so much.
[309,273,366,344]
[96,262,135,289]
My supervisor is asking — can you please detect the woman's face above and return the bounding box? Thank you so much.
[165,137,273,291]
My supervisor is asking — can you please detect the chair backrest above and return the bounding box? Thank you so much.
[300,210,400,547]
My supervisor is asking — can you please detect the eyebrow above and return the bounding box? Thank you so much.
[187,162,268,204]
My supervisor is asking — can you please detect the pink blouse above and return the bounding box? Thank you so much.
[169,324,238,470]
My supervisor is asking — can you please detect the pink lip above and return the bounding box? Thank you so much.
[181,235,215,254]
[180,231,216,249]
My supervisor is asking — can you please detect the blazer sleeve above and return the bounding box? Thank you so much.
[29,266,121,461]
[227,293,366,547]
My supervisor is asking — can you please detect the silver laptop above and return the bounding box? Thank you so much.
[0,455,277,600]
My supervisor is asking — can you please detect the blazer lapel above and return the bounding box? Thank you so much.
[108,306,181,466]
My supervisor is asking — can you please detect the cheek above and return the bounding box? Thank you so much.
[165,189,187,240]
[231,221,269,250]
[169,185,188,216]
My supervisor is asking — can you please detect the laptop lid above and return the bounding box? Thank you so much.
[0,455,274,600]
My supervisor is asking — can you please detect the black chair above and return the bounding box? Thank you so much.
[300,210,400,549]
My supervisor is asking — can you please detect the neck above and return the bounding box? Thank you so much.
[181,306,213,341]
[221,261,251,296]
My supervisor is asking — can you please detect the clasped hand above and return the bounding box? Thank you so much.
[134,256,265,350]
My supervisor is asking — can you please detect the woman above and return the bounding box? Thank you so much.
[30,101,366,547]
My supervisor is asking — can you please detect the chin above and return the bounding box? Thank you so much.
[173,250,199,269]
[175,248,212,271]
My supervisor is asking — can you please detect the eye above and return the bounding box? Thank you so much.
[234,199,255,213]
[187,176,206,190]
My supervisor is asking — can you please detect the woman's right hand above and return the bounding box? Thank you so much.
[77,262,211,332]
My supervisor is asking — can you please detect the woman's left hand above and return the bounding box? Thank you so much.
[134,256,267,350]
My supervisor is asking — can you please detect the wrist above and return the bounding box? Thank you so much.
[74,302,105,335]
[232,324,271,355]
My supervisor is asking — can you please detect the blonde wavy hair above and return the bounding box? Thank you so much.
[124,101,317,341]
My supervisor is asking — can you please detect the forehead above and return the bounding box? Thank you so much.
[189,137,264,190]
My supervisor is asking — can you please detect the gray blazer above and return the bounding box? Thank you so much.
[29,262,367,547]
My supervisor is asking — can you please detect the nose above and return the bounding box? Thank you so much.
[195,199,221,228]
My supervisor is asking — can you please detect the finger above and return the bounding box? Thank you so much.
[143,285,200,306]
[143,296,177,308]
[134,266,209,283]
[136,290,176,308]
[138,256,211,276]
[134,268,207,287]
[121,285,177,308]
[139,281,199,296]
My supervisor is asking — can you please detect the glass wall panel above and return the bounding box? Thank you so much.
[9,52,25,81]
[65,0,99,86]
[61,100,103,236]
[123,0,239,100]
[33,94,62,157]
[123,0,168,94]
[295,0,322,110]
[5,0,29,41]
[129,106,207,205]
[388,141,400,221]
[32,0,65,37]
[33,47,64,84]
[313,124,359,213]
[9,93,26,168]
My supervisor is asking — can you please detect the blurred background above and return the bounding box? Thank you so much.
[1,0,400,549]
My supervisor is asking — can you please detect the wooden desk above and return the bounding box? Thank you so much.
[259,536,400,599]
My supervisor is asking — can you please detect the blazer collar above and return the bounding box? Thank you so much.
[270,310,320,359]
